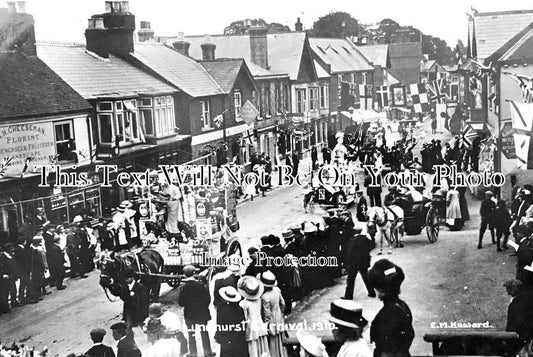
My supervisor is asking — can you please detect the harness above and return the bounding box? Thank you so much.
[370,207,389,228]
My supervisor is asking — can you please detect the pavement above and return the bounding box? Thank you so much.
[1,120,516,356]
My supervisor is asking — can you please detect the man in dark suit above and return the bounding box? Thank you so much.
[66,225,86,279]
[213,258,241,308]
[178,265,215,357]
[48,236,66,290]
[342,227,376,300]
[118,270,149,330]
[0,244,14,313]
[86,328,115,357]
[356,190,368,222]
[478,191,496,249]
[110,322,141,357]
[292,150,300,177]
[11,237,33,304]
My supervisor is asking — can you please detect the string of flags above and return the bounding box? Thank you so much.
[509,100,533,170]
[503,71,533,103]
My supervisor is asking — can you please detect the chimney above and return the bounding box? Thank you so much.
[137,21,154,42]
[172,32,190,56]
[249,26,268,69]
[7,2,16,14]
[200,35,216,60]
[85,1,135,58]
[16,1,25,13]
[295,17,303,32]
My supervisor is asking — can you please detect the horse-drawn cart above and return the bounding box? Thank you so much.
[399,192,443,243]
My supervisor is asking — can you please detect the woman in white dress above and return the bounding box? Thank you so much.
[446,186,463,231]
[238,276,270,357]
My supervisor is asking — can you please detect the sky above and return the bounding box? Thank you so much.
[19,0,533,47]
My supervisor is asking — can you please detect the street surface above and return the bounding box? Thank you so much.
[0,122,516,356]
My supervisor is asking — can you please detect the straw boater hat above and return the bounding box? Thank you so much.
[237,276,264,301]
[116,203,126,212]
[219,286,242,303]
[72,215,83,224]
[302,222,318,234]
[121,200,133,209]
[281,229,295,241]
[259,270,277,288]
[328,299,368,329]
[296,330,329,357]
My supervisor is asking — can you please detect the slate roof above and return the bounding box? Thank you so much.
[199,58,255,93]
[130,42,225,97]
[358,44,389,67]
[37,43,176,100]
[388,42,422,85]
[309,37,373,73]
[420,59,436,72]
[485,22,533,64]
[183,32,308,80]
[314,60,330,79]
[470,9,533,61]
[0,52,91,120]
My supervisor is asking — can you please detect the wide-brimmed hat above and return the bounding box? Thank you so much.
[281,229,295,241]
[259,270,277,287]
[121,200,133,209]
[237,276,264,301]
[116,204,126,212]
[72,215,83,224]
[296,330,329,357]
[302,222,318,234]
[328,299,368,329]
[219,286,242,303]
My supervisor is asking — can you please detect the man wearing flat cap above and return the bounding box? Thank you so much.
[86,328,115,357]
[110,322,141,357]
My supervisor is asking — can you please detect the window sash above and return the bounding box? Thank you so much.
[309,88,319,110]
[296,89,306,113]
[234,92,242,119]
[202,101,211,128]
[97,101,113,112]
[98,114,113,143]
[140,108,154,135]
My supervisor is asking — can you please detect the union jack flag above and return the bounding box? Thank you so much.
[460,125,477,148]
[426,78,449,103]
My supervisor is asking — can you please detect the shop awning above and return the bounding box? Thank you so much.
[351,109,387,123]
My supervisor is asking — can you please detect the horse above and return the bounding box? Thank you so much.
[98,249,164,302]
[367,205,405,254]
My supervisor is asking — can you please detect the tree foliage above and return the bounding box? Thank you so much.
[310,12,363,38]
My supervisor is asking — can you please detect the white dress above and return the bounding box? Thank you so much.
[336,339,372,357]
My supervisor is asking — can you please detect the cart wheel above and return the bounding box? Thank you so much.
[225,237,242,257]
[426,206,440,243]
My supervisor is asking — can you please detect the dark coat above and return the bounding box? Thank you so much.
[120,281,149,327]
[116,335,141,357]
[343,233,375,269]
[47,243,65,276]
[215,301,249,357]
[178,278,211,322]
[86,344,116,357]
[492,206,512,230]
[357,196,369,221]
[29,246,46,274]
[213,273,239,307]
[371,298,415,357]
[506,285,533,342]
[12,244,30,276]
[480,198,496,220]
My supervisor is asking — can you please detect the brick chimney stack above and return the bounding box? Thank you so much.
[295,17,303,32]
[16,1,25,13]
[137,21,154,42]
[7,2,16,14]
[85,1,135,58]
[249,26,268,69]
[172,32,190,56]
[200,35,216,60]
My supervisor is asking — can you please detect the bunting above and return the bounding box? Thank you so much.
[213,114,224,129]
[460,125,477,148]
[376,86,389,108]
[503,72,533,103]
[509,101,533,169]
[426,78,449,103]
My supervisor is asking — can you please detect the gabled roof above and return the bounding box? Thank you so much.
[358,44,389,67]
[0,52,91,120]
[309,37,373,73]
[420,59,436,71]
[388,42,422,85]
[37,43,176,100]
[385,69,400,86]
[314,60,330,79]
[469,9,533,61]
[183,32,310,80]
[485,22,533,64]
[199,58,256,93]
[130,42,225,97]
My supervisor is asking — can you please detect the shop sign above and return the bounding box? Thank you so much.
[0,122,56,177]
[240,100,259,126]
[501,122,516,160]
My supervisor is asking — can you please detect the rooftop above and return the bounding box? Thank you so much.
[37,43,176,100]
[485,22,533,63]
[130,42,225,97]
[470,9,533,61]
[199,58,254,93]
[0,51,91,120]
[358,44,389,67]
[309,37,374,73]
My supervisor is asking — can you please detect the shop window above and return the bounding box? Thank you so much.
[55,121,74,161]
